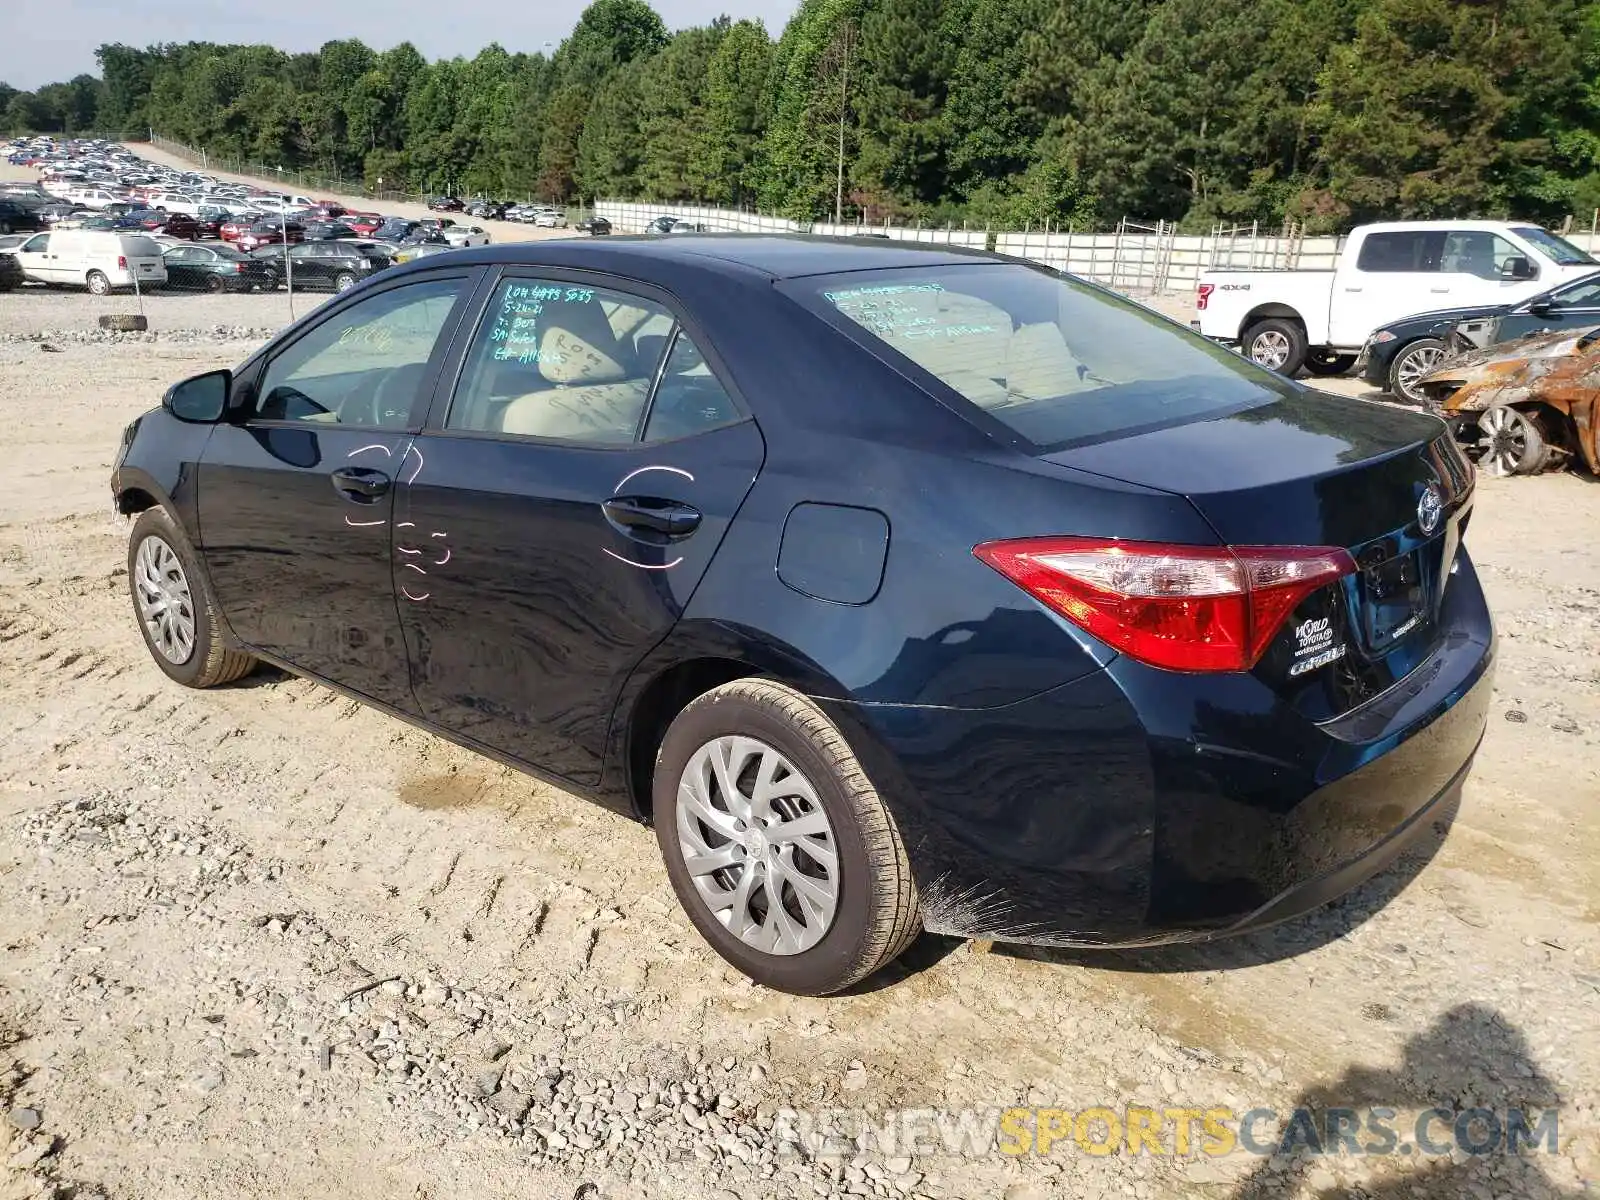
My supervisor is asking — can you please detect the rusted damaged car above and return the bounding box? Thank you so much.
[1415,326,1600,477]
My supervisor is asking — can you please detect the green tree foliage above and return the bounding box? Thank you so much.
[5,0,1599,228]
[698,19,773,205]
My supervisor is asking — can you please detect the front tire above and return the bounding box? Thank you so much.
[1475,405,1551,477]
[1388,338,1449,406]
[86,270,110,296]
[1242,318,1307,376]
[128,508,256,688]
[653,679,920,995]
[205,274,225,293]
[334,272,358,293]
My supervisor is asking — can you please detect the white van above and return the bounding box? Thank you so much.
[11,230,167,294]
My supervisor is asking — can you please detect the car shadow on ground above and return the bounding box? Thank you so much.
[990,791,1459,977]
[1224,1002,1579,1199]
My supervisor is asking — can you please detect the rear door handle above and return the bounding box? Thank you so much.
[602,496,702,539]
[331,467,391,500]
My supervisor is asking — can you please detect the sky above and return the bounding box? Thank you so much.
[1,0,801,90]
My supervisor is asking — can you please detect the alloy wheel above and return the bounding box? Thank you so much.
[133,534,196,663]
[674,735,840,955]
[1250,330,1291,370]
[1395,344,1447,403]
[1477,406,1533,477]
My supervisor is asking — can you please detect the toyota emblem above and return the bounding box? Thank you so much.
[1417,483,1444,535]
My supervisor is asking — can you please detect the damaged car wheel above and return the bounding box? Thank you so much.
[1475,405,1550,477]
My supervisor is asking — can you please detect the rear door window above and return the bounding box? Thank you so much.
[788,264,1291,450]
[1355,231,1444,273]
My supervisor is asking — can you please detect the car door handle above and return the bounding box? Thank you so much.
[1429,287,1450,293]
[331,467,391,500]
[602,496,702,539]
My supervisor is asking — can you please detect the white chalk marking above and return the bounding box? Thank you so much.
[603,548,684,571]
[401,585,430,602]
[614,464,694,492]
[397,546,421,555]
[346,443,392,458]
[404,563,428,575]
[402,444,425,484]
[344,516,386,527]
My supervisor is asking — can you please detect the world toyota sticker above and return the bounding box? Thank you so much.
[1288,615,1347,677]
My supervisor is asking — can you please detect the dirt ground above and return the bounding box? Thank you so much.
[0,268,1598,1200]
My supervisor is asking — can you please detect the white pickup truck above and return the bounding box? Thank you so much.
[1192,220,1599,376]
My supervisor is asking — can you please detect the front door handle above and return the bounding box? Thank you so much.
[602,496,702,539]
[331,467,391,501]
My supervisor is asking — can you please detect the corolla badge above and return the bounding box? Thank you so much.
[1417,483,1444,535]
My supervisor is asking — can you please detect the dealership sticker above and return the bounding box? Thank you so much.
[1288,617,1346,677]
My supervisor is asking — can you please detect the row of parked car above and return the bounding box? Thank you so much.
[0,137,508,296]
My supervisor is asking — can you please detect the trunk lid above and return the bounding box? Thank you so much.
[1044,388,1474,717]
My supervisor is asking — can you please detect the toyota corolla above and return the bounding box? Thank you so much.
[111,237,1494,995]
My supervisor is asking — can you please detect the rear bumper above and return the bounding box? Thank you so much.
[825,565,1493,948]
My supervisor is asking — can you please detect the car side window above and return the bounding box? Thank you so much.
[1440,232,1522,279]
[642,331,741,442]
[1356,231,1442,273]
[1551,278,1600,307]
[253,279,463,427]
[446,278,675,441]
[20,233,47,252]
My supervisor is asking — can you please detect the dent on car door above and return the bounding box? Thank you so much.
[396,274,765,788]
[195,273,477,708]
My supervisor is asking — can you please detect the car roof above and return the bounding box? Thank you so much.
[1358,220,1548,234]
[412,234,991,282]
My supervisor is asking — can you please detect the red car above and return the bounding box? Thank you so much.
[153,212,203,240]
[219,215,262,243]
[345,213,383,236]
[235,219,305,251]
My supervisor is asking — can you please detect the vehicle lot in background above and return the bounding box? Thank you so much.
[1194,221,1598,375]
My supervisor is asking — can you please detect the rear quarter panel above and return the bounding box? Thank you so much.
[1196,269,1335,343]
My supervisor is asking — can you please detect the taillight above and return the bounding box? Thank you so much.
[973,537,1355,673]
[233,263,243,273]
[1196,283,1215,311]
[117,254,127,269]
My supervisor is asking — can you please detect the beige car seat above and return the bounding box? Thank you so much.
[498,300,650,442]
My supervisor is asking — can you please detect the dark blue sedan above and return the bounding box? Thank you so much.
[110,237,1493,994]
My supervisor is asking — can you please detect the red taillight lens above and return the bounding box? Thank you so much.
[233,263,243,272]
[1196,283,1215,311]
[117,254,127,269]
[973,537,1355,673]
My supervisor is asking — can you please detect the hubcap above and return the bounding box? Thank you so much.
[1250,330,1291,369]
[1396,345,1446,402]
[675,735,839,956]
[133,535,197,664]
[1476,406,1527,477]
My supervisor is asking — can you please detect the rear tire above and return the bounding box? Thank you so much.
[128,508,256,688]
[653,678,920,995]
[1475,405,1551,477]
[1388,338,1449,406]
[1242,318,1307,376]
[204,274,225,293]
[1303,351,1356,377]
[86,270,110,296]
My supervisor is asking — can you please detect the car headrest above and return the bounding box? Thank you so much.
[539,300,634,385]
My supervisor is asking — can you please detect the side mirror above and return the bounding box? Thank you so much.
[1528,298,1553,316]
[1501,255,1536,281]
[163,369,231,423]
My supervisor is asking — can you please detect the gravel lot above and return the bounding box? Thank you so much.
[0,272,1596,1200]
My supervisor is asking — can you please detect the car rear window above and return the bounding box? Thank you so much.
[121,235,161,256]
[786,263,1293,450]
